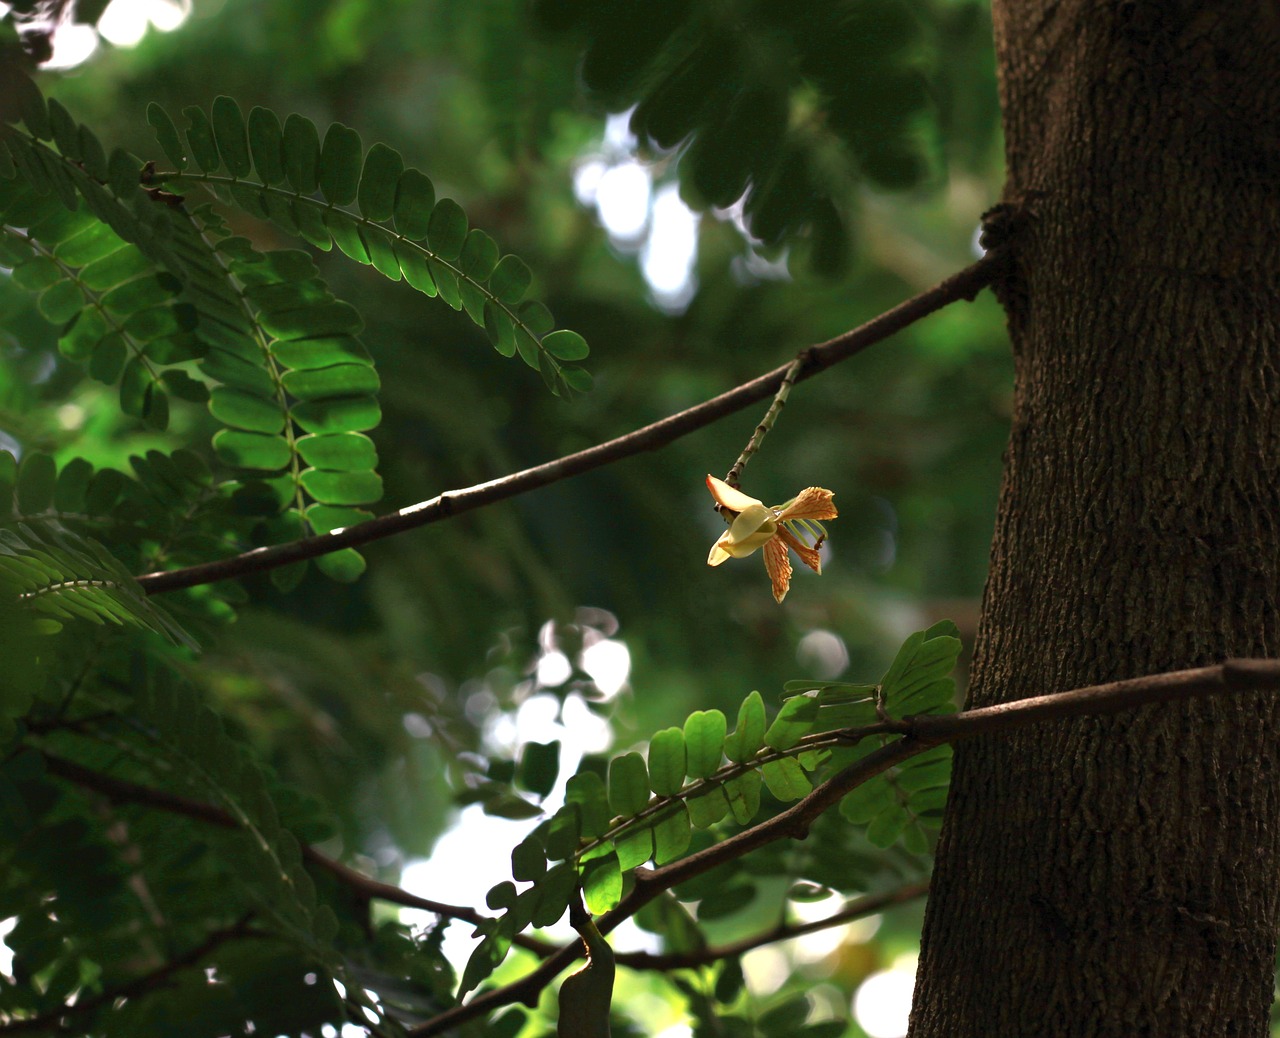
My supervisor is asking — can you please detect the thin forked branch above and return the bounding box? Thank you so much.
[136,252,1007,595]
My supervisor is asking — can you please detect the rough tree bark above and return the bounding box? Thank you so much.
[911,3,1280,1035]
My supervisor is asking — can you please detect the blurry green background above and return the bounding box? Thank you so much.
[1,0,1011,1033]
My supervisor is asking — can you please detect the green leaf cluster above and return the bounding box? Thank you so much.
[462,623,960,993]
[145,96,591,395]
[0,178,200,430]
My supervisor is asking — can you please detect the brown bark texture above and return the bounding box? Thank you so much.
[911,3,1280,1035]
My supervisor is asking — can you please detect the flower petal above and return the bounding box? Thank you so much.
[706,474,764,514]
[776,487,837,523]
[763,536,792,603]
[778,526,822,574]
[726,504,775,546]
[708,535,734,566]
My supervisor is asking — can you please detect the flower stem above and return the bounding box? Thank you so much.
[724,355,805,489]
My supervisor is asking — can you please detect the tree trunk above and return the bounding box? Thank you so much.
[910,3,1280,1035]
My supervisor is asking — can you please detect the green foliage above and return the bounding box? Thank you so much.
[0,516,193,646]
[534,0,944,274]
[143,97,591,396]
[461,624,960,993]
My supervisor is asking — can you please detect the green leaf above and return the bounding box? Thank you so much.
[281,363,380,401]
[318,123,363,206]
[37,280,82,323]
[652,804,692,864]
[291,396,380,434]
[582,849,622,913]
[608,752,650,817]
[16,453,55,513]
[305,504,372,535]
[723,770,762,825]
[511,835,546,883]
[146,103,185,168]
[394,168,435,240]
[80,244,150,290]
[428,257,462,308]
[107,147,139,201]
[545,806,581,861]
[54,221,121,266]
[763,693,819,751]
[489,254,532,304]
[686,787,730,828]
[761,758,812,802]
[360,224,402,279]
[298,469,382,506]
[325,209,369,264]
[543,329,590,361]
[12,256,61,291]
[53,457,92,512]
[518,740,561,798]
[101,272,180,312]
[272,335,372,370]
[47,99,79,160]
[647,727,686,796]
[77,125,108,181]
[209,387,286,434]
[483,793,544,820]
[565,771,611,839]
[357,142,403,223]
[683,709,726,779]
[724,690,767,762]
[295,432,377,471]
[283,114,321,195]
[315,548,366,583]
[397,246,437,295]
[484,301,517,357]
[486,880,517,911]
[460,229,499,280]
[866,808,909,848]
[426,198,467,261]
[459,934,508,996]
[839,779,892,825]
[616,827,653,870]
[213,430,291,471]
[6,69,51,138]
[247,106,286,185]
[182,105,221,173]
[532,862,576,927]
[88,333,126,383]
[211,96,251,178]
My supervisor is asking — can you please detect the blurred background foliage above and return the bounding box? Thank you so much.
[1,0,1011,1033]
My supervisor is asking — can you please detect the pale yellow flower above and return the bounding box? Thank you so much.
[705,474,837,603]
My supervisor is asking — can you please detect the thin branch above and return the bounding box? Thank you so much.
[724,355,804,490]
[408,657,1280,1035]
[37,751,555,956]
[613,880,930,971]
[136,253,1007,595]
[0,915,258,1035]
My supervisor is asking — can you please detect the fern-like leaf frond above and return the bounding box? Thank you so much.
[145,98,592,396]
[0,519,195,648]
